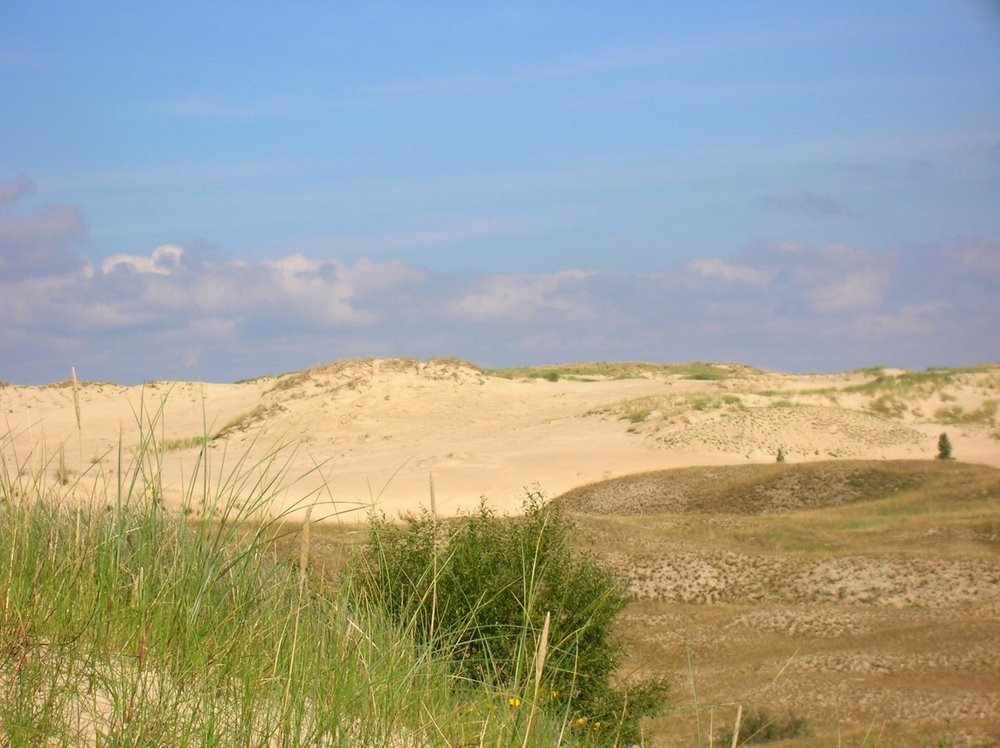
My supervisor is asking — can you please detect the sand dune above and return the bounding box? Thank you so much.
[4,359,999,745]
[2,358,997,520]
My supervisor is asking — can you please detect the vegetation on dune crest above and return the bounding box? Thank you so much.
[487,361,738,382]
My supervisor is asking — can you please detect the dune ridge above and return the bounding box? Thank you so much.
[1,358,997,519]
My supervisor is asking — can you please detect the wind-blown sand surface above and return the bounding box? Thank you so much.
[1,358,997,519]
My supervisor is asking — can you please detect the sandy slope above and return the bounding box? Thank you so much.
[2,359,997,520]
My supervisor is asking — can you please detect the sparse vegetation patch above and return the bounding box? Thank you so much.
[161,435,209,451]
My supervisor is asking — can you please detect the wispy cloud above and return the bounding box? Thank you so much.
[0,176,87,281]
[756,190,858,218]
[102,244,184,275]
[2,235,995,383]
[449,270,597,322]
[687,258,772,286]
[1,183,996,383]
[152,95,331,121]
[0,174,35,205]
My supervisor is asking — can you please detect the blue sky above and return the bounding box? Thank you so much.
[2,1,999,384]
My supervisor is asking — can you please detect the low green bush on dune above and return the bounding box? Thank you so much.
[355,491,670,744]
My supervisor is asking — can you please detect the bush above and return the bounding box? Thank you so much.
[937,432,953,461]
[353,491,669,743]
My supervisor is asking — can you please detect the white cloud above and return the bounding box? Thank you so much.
[449,270,596,322]
[1,224,997,383]
[0,175,34,205]
[0,191,87,280]
[953,238,1000,275]
[756,190,857,217]
[102,244,185,275]
[188,317,239,338]
[853,301,952,339]
[0,204,84,246]
[809,270,887,313]
[687,258,772,285]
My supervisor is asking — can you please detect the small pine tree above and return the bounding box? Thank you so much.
[937,432,953,461]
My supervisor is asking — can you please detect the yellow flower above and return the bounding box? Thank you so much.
[550,690,560,700]
[576,717,588,727]
[593,721,603,731]
[508,696,521,708]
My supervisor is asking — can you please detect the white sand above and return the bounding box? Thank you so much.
[2,359,996,521]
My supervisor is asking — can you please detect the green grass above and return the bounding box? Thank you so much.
[160,435,209,452]
[842,365,993,396]
[487,361,740,382]
[753,365,1000,411]
[627,406,652,423]
[0,409,648,746]
[935,399,998,426]
[596,393,745,424]
[851,365,887,376]
[212,404,283,439]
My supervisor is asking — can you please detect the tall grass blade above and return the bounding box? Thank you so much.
[521,610,551,747]
[731,703,743,748]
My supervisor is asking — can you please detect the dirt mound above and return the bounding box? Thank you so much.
[653,405,925,459]
[557,460,992,516]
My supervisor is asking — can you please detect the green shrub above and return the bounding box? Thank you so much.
[354,491,669,743]
[937,432,953,461]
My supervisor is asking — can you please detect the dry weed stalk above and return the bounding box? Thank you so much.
[72,366,83,468]
[522,610,551,747]
[730,703,743,748]
[71,367,81,430]
[428,473,438,644]
[299,504,313,592]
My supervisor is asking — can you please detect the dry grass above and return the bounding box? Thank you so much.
[558,460,1000,746]
[487,361,748,382]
